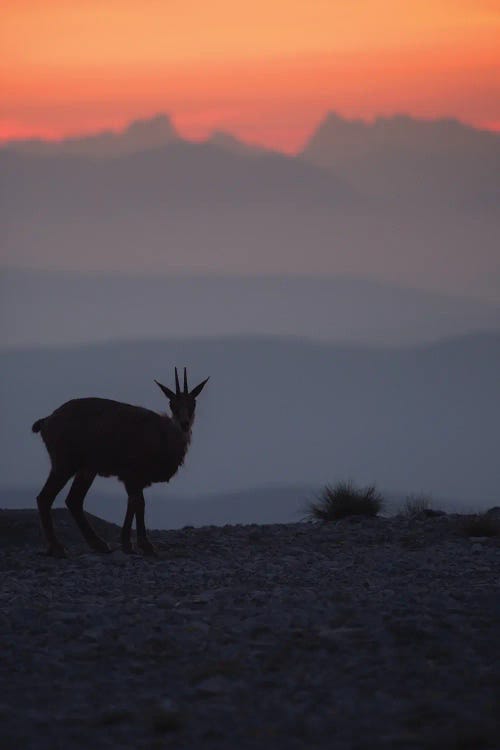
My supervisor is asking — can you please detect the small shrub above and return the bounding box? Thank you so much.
[306,481,383,522]
[402,494,433,518]
[485,506,500,519]
[458,513,500,538]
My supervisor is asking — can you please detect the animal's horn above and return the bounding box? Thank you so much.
[175,367,180,395]
[190,377,210,398]
[183,367,188,394]
[155,380,176,400]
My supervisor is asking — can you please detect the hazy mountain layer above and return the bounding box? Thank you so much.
[300,112,500,210]
[1,114,179,158]
[0,486,315,528]
[2,269,500,349]
[1,116,499,297]
[2,333,498,505]
[0,485,481,530]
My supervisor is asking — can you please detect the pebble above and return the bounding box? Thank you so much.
[151,699,183,731]
[0,509,499,749]
[195,676,233,695]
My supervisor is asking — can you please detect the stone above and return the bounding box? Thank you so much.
[195,676,232,695]
[150,699,183,732]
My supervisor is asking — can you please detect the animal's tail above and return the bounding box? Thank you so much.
[32,418,45,434]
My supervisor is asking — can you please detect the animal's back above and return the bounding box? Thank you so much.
[34,398,184,485]
[37,397,157,435]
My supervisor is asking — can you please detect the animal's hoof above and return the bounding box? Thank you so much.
[121,543,137,555]
[47,543,67,558]
[91,540,112,554]
[139,541,157,557]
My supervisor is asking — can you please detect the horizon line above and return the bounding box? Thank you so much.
[1,109,499,155]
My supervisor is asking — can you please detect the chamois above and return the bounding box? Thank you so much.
[32,368,209,557]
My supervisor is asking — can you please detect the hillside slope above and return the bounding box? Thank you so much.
[2,269,500,349]
[1,510,498,749]
[2,333,498,504]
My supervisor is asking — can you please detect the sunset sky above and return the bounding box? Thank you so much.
[1,0,499,151]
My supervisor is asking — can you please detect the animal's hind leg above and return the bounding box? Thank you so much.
[37,469,73,557]
[65,471,111,553]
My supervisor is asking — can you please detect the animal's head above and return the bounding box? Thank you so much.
[155,367,209,433]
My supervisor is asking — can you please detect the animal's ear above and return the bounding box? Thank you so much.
[190,377,210,398]
[154,380,176,400]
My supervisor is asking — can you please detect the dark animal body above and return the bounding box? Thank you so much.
[33,399,189,487]
[32,368,208,557]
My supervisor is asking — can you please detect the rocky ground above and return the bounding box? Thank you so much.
[0,508,499,750]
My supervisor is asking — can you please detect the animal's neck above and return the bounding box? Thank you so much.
[181,426,192,446]
[165,414,193,445]
[175,423,192,467]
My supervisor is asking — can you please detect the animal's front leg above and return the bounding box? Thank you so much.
[134,491,156,556]
[121,497,136,554]
[37,469,73,557]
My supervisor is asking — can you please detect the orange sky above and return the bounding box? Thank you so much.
[1,0,499,151]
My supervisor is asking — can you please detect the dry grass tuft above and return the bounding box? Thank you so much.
[306,481,383,522]
[400,494,445,519]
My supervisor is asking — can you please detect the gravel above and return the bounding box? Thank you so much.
[0,508,499,749]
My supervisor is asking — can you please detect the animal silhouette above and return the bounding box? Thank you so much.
[32,367,209,556]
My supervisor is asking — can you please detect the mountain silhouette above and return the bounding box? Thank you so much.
[2,269,500,349]
[1,114,265,159]
[2,333,499,505]
[2,114,180,157]
[1,113,499,297]
[206,130,269,156]
[300,112,500,210]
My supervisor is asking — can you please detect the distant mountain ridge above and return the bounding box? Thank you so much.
[0,485,481,529]
[1,114,180,158]
[1,332,499,504]
[0,485,315,528]
[3,110,498,209]
[2,269,500,349]
[2,110,498,160]
[1,113,269,159]
[301,112,499,162]
[300,112,500,209]
[1,112,499,297]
